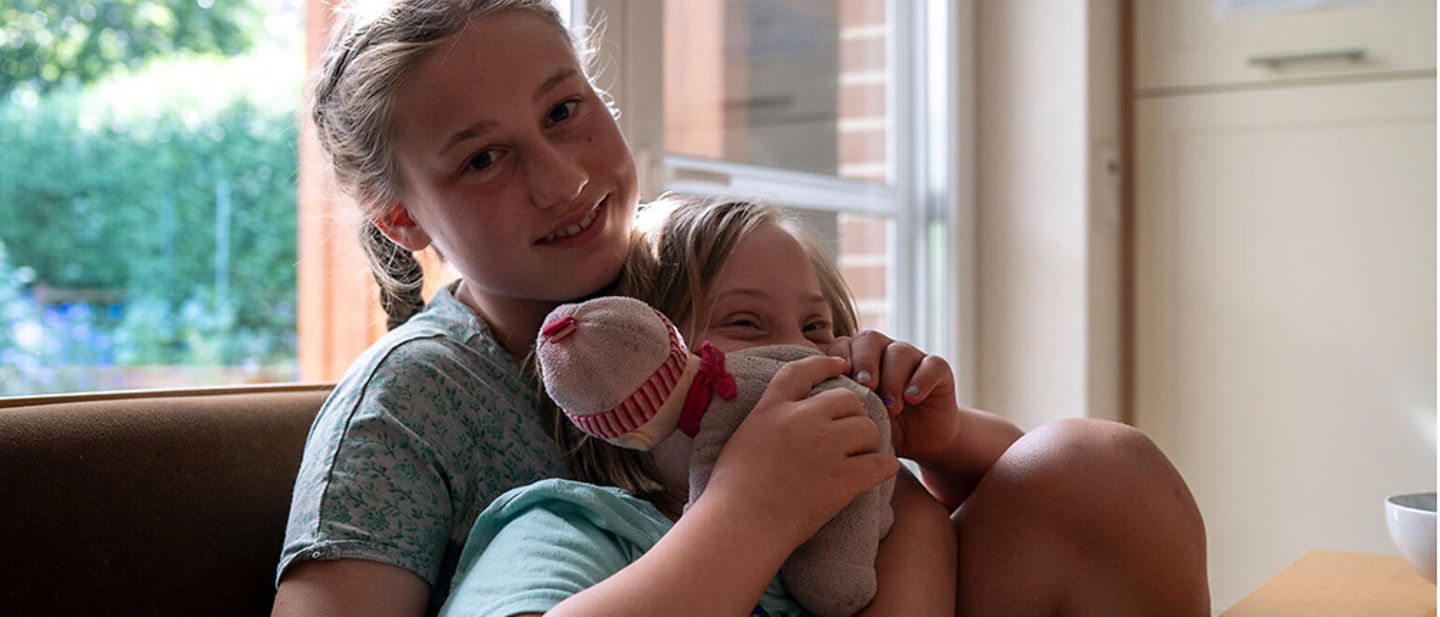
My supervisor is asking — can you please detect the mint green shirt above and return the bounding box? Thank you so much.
[440,479,806,617]
[278,286,570,612]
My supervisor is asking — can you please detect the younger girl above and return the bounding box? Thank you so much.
[653,200,1211,616]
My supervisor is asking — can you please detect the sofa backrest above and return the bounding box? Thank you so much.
[0,384,330,617]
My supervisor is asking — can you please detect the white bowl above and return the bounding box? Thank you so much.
[1386,492,1437,583]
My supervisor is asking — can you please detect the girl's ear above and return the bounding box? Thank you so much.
[373,203,432,252]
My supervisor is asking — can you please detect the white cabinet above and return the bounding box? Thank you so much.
[1136,76,1436,612]
[1136,0,1435,92]
[1132,1,1436,611]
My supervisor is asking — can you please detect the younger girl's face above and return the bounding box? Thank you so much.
[700,223,837,353]
[386,10,640,307]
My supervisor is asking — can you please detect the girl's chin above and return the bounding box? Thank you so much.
[548,265,626,302]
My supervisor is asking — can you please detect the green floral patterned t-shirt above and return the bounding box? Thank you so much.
[277,285,570,612]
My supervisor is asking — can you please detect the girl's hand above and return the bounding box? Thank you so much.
[828,332,1024,510]
[826,331,963,465]
[706,355,900,549]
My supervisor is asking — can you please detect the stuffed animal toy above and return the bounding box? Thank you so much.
[535,296,895,617]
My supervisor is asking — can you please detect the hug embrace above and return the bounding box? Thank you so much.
[271,1,1210,615]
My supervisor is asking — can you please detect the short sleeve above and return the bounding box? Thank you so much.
[277,299,569,611]
[279,337,470,584]
[439,501,637,617]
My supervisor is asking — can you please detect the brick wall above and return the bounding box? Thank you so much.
[837,0,890,332]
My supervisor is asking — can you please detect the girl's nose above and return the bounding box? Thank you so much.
[526,142,588,210]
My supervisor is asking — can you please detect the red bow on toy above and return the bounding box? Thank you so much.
[677,341,736,438]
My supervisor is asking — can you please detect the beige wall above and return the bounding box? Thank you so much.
[1085,0,1125,423]
[1135,77,1436,611]
[974,0,1123,429]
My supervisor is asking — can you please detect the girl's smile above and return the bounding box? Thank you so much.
[539,195,608,246]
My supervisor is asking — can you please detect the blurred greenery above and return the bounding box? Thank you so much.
[0,0,261,96]
[0,0,300,395]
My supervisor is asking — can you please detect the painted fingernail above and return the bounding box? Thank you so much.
[905,385,920,396]
[882,395,895,407]
[856,370,873,386]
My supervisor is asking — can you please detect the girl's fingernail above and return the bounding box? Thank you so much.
[856,370,872,385]
[905,385,920,396]
[882,395,895,407]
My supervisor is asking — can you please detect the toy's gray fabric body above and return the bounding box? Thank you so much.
[687,344,895,617]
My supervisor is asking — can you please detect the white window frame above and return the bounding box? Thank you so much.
[579,0,970,377]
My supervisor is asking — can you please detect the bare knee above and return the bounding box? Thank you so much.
[959,418,1208,565]
[1009,420,1183,493]
[1002,419,1209,614]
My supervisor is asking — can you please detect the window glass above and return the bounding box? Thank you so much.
[660,0,898,336]
[0,0,304,395]
[662,0,892,184]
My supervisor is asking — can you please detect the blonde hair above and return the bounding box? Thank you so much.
[309,0,581,329]
[622,196,860,342]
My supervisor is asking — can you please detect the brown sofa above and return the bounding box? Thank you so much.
[0,383,331,617]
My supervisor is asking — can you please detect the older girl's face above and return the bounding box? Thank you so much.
[699,223,837,353]
[385,10,639,307]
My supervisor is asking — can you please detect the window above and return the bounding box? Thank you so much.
[0,0,960,396]
[0,0,305,396]
[589,0,955,353]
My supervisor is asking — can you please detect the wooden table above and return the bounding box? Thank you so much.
[1223,550,1436,616]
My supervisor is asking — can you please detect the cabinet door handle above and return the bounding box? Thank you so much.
[1247,48,1366,68]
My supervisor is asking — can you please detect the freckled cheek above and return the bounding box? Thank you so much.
[578,136,625,176]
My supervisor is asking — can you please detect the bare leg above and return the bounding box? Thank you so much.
[954,418,1209,616]
[861,469,957,616]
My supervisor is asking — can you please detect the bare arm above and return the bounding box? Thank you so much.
[272,559,429,617]
[829,331,1024,510]
[909,404,1022,510]
[543,489,804,616]
[505,475,941,617]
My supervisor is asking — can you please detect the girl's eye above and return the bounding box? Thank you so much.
[466,149,502,172]
[803,320,832,334]
[723,315,761,330]
[546,100,578,125]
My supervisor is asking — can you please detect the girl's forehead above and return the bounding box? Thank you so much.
[715,226,825,295]
[391,11,581,160]
[403,10,578,92]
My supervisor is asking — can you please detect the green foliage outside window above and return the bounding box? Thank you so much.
[0,1,300,395]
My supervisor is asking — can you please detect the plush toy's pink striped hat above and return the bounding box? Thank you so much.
[535,296,692,447]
